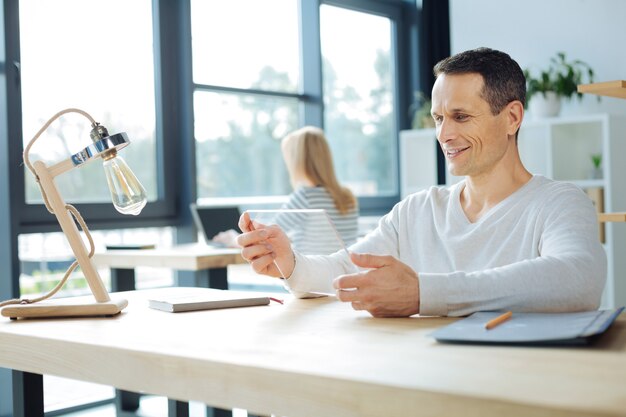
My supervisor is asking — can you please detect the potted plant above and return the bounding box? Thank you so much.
[524,52,595,117]
[590,153,602,180]
[409,91,435,129]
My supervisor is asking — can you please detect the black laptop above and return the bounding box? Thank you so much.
[190,203,241,246]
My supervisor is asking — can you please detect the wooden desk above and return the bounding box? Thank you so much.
[92,244,245,416]
[1,288,626,417]
[93,243,246,291]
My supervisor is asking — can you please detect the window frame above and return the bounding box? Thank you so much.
[188,0,414,216]
[189,1,314,205]
[7,0,178,234]
[3,0,420,233]
[320,0,409,214]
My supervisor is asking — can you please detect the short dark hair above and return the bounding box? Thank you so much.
[433,47,526,115]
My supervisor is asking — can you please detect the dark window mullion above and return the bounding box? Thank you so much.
[322,0,402,17]
[299,0,323,127]
[194,83,307,101]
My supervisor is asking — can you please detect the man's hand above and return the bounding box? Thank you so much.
[236,212,295,278]
[333,252,420,317]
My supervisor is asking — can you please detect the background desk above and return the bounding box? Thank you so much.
[1,288,626,417]
[93,243,246,291]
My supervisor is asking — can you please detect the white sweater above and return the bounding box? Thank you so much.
[284,176,607,316]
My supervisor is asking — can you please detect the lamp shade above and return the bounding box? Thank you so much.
[71,132,131,166]
[103,154,147,215]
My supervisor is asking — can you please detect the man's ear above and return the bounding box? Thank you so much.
[505,100,524,136]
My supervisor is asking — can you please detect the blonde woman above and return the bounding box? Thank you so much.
[276,126,359,253]
[213,126,359,252]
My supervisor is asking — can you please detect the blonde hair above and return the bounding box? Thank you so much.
[281,126,357,214]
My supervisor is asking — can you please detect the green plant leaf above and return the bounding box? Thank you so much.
[524,52,596,101]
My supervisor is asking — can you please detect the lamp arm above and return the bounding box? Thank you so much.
[32,160,110,302]
[23,108,97,214]
[0,108,110,307]
[23,108,96,174]
[0,204,91,307]
[0,108,130,317]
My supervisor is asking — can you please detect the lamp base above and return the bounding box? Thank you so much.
[1,298,128,319]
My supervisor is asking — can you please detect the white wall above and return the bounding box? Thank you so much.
[449,0,626,117]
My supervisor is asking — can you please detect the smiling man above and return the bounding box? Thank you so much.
[237,47,607,317]
[431,51,532,223]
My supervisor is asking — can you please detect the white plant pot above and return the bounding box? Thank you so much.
[529,91,562,118]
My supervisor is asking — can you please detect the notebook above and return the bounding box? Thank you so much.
[190,203,241,246]
[148,288,271,313]
[430,307,624,346]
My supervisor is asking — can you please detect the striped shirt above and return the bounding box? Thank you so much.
[276,187,359,255]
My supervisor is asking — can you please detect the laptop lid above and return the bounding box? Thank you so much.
[190,203,241,245]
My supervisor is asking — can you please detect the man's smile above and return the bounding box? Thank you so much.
[444,146,470,159]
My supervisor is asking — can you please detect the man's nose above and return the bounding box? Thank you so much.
[437,118,457,143]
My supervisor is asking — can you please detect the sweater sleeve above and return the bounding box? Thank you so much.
[283,208,401,297]
[283,250,354,297]
[418,187,607,316]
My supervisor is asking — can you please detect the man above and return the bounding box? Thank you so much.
[237,47,606,317]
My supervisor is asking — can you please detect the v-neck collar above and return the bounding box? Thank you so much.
[453,175,540,225]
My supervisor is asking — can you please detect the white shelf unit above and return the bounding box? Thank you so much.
[400,114,626,309]
[399,128,438,198]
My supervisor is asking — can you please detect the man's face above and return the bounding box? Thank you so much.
[431,73,512,178]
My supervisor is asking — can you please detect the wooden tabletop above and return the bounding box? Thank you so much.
[0,288,625,417]
[92,243,246,270]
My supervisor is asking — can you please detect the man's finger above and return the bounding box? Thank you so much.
[236,228,268,247]
[350,252,393,269]
[250,253,279,276]
[333,273,365,290]
[351,301,364,311]
[241,243,273,262]
[238,211,254,232]
[335,288,359,302]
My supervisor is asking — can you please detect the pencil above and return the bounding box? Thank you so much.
[485,311,512,330]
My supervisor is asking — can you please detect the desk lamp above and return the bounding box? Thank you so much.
[0,108,147,319]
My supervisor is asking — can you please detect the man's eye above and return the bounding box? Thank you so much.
[433,115,443,123]
[455,114,468,121]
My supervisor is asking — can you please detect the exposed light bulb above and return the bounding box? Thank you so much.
[102,154,147,215]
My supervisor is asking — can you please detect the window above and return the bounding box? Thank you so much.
[194,91,297,198]
[19,0,157,205]
[191,0,301,199]
[321,4,397,197]
[191,0,300,92]
[190,0,403,206]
